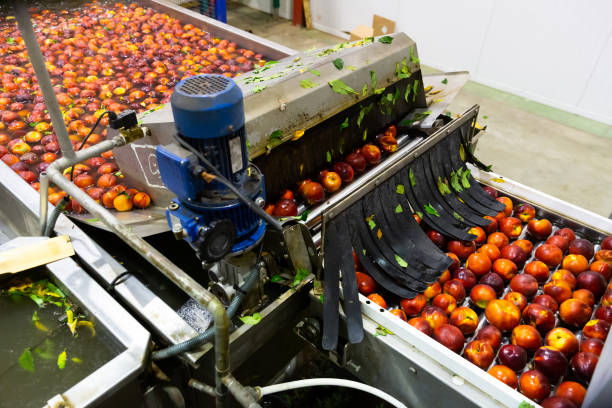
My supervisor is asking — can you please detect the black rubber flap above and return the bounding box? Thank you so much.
[431,141,499,217]
[398,162,476,241]
[335,213,364,344]
[422,149,491,227]
[444,133,506,212]
[322,219,341,351]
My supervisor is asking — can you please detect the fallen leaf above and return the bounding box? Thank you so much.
[300,79,318,88]
[396,184,405,194]
[239,313,262,325]
[409,168,415,187]
[424,203,440,217]
[491,177,505,183]
[293,268,310,288]
[395,254,408,268]
[377,229,382,239]
[378,36,393,44]
[19,348,35,372]
[308,68,320,76]
[340,117,349,130]
[395,204,403,213]
[270,275,283,283]
[57,349,67,370]
[453,211,465,222]
[332,58,344,70]
[441,78,448,84]
[292,129,305,141]
[329,79,357,95]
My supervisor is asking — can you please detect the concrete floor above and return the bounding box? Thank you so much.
[227,3,612,218]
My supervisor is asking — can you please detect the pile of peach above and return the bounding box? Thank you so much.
[356,189,612,407]
[265,125,398,217]
[0,2,266,212]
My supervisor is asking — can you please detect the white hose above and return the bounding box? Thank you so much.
[259,378,407,408]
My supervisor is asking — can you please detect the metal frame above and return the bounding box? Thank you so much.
[0,169,150,408]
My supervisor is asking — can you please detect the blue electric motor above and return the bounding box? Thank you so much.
[156,74,266,261]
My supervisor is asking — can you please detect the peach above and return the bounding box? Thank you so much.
[533,294,558,313]
[450,306,479,335]
[470,284,497,309]
[504,291,528,312]
[551,269,577,289]
[582,319,610,341]
[589,260,612,280]
[400,294,427,316]
[543,280,573,304]
[421,306,449,330]
[559,299,592,327]
[488,365,518,389]
[514,239,534,256]
[483,215,498,234]
[468,226,487,245]
[446,240,476,261]
[522,303,555,334]
[547,235,570,252]
[464,340,495,369]
[512,324,542,352]
[545,327,579,357]
[514,203,536,223]
[519,370,551,403]
[442,279,466,302]
[510,274,538,298]
[496,196,513,216]
[528,219,553,240]
[487,232,509,249]
[580,337,604,356]
[476,325,502,350]
[492,258,518,281]
[466,252,492,277]
[554,228,576,243]
[572,289,595,307]
[525,260,550,283]
[485,299,521,332]
[408,317,433,337]
[432,294,457,315]
[536,244,564,267]
[367,293,387,309]
[562,254,589,275]
[423,281,441,300]
[478,243,501,262]
[556,381,586,407]
[500,217,523,239]
[433,324,465,353]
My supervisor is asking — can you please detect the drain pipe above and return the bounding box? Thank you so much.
[14,5,234,407]
[39,172,49,235]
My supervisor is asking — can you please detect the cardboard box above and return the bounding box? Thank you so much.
[348,14,395,40]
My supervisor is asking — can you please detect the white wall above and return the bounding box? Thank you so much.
[308,0,612,125]
[236,0,293,20]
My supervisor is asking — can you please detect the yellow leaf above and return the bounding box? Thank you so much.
[424,85,433,92]
[292,129,305,141]
[66,309,74,324]
[429,89,442,95]
[34,321,50,333]
[77,320,96,336]
[299,163,304,175]
[432,98,444,103]
[491,178,505,183]
[458,197,464,203]
[377,229,382,239]
[68,320,77,335]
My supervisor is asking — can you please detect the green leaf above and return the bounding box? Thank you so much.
[518,402,535,408]
[370,71,377,89]
[6,37,15,44]
[442,78,448,85]
[319,294,324,304]
[269,130,282,140]
[34,339,54,360]
[86,218,99,223]
[270,275,283,283]
[410,46,420,64]
[363,129,368,141]
[45,282,65,298]
[395,204,403,214]
[300,79,318,89]
[461,168,471,188]
[19,348,34,372]
[340,117,349,130]
[424,203,440,217]
[415,211,423,219]
[437,176,451,195]
[483,115,489,119]
[396,184,405,194]
[378,36,393,44]
[367,219,376,230]
[329,79,357,95]
[71,357,82,364]
[450,171,463,193]
[395,254,408,268]
[404,83,411,103]
[264,60,279,66]
[346,65,356,71]
[326,151,332,162]
[32,310,39,322]
[332,58,344,70]
[293,268,310,288]
[374,325,394,337]
[239,313,262,325]
[253,85,266,93]
[409,168,415,187]
[308,68,320,76]
[453,211,465,222]
[29,294,44,308]
[298,209,311,221]
[373,88,385,95]
[57,349,67,370]
[412,79,420,102]
[362,83,368,96]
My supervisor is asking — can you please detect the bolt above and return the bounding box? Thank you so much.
[255,197,265,208]
[169,203,179,211]
[408,367,417,375]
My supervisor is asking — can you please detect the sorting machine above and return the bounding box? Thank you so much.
[2,2,612,408]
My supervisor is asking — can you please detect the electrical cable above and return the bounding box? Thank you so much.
[259,378,407,408]
[172,134,283,231]
[44,195,70,236]
[69,111,114,182]
[151,267,260,360]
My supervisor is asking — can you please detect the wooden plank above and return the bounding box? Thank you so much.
[0,235,74,275]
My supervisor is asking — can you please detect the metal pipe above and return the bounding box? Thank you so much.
[188,379,216,398]
[222,374,262,408]
[39,171,49,235]
[14,3,75,160]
